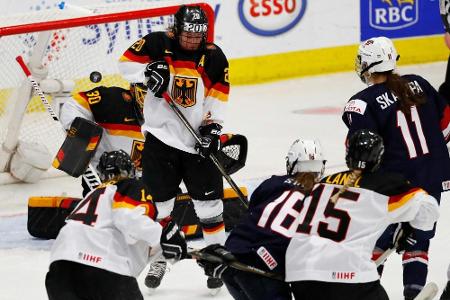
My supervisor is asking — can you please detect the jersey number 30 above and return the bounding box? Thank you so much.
[257,185,360,242]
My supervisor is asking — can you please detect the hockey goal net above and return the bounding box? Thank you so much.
[0,1,214,184]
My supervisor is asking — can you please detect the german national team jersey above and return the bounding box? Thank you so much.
[118,32,229,154]
[50,178,161,277]
[285,170,439,284]
[60,86,144,173]
[342,74,450,197]
[225,175,308,278]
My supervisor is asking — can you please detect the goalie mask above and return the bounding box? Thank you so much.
[97,150,135,181]
[355,36,399,85]
[346,129,384,172]
[130,82,147,124]
[286,139,326,178]
[174,5,208,51]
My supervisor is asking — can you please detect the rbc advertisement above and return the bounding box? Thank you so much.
[360,0,444,41]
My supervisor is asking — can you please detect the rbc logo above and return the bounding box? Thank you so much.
[238,0,307,36]
[370,0,418,30]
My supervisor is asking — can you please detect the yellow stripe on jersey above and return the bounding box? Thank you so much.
[172,66,201,77]
[388,188,424,212]
[72,92,91,111]
[105,129,144,139]
[206,88,228,102]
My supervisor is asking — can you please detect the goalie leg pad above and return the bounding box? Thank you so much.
[10,140,53,183]
[53,117,103,177]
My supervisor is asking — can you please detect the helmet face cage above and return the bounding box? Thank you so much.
[345,130,384,172]
[174,5,208,50]
[285,139,326,178]
[97,150,136,182]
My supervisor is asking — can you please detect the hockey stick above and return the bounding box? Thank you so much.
[187,247,283,281]
[374,225,405,267]
[161,91,248,208]
[15,56,101,190]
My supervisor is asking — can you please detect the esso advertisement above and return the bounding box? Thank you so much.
[238,0,307,36]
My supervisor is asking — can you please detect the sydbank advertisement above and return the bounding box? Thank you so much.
[360,0,444,40]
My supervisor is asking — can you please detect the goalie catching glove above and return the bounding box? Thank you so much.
[196,244,236,278]
[160,218,187,261]
[144,61,170,98]
[195,123,222,158]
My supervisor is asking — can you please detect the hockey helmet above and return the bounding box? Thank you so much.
[286,139,326,178]
[346,129,384,172]
[97,150,135,181]
[129,82,147,124]
[356,36,399,84]
[174,5,208,51]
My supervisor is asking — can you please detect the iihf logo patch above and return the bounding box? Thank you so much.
[369,0,418,30]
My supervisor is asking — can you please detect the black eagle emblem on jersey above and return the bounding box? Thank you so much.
[131,140,144,172]
[172,76,198,107]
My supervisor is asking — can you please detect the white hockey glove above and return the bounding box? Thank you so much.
[144,61,170,98]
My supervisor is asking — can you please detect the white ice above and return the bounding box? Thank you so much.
[1,61,449,299]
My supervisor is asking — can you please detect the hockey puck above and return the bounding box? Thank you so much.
[89,71,102,83]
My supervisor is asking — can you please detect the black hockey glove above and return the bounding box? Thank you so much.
[195,123,222,158]
[394,223,417,253]
[160,220,187,261]
[144,61,170,98]
[196,244,235,279]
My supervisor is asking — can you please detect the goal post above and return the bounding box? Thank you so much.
[0,1,214,184]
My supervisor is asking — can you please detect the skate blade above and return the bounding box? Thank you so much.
[145,287,156,295]
[414,282,439,300]
[208,287,221,296]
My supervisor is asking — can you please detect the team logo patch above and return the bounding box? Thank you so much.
[171,76,198,108]
[369,0,418,30]
[344,99,367,115]
[131,140,144,172]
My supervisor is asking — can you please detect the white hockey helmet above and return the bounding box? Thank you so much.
[286,139,326,178]
[356,36,399,84]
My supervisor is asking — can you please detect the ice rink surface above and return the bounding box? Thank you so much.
[1,61,449,299]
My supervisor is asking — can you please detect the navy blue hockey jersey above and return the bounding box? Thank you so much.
[225,175,308,278]
[342,74,450,199]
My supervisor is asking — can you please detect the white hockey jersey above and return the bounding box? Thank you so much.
[285,170,439,284]
[59,86,144,174]
[49,178,161,277]
[118,32,229,154]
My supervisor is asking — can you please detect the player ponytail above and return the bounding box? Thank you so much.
[384,71,426,115]
[330,170,362,203]
[293,172,317,193]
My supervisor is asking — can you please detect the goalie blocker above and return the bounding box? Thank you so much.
[27,187,248,240]
[52,117,102,177]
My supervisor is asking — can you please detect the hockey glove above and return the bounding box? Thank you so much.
[160,220,187,261]
[197,244,235,279]
[195,123,222,158]
[394,223,417,253]
[144,61,170,98]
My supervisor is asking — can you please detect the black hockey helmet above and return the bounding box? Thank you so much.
[97,150,135,181]
[174,5,208,50]
[345,129,384,172]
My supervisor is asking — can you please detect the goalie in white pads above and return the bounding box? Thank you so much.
[285,130,439,300]
[45,150,187,300]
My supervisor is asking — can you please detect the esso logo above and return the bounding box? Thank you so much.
[238,0,307,36]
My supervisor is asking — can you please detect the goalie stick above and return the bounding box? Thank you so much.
[15,56,101,190]
[187,247,283,281]
[161,91,248,208]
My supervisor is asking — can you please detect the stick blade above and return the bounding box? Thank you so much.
[414,282,439,300]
